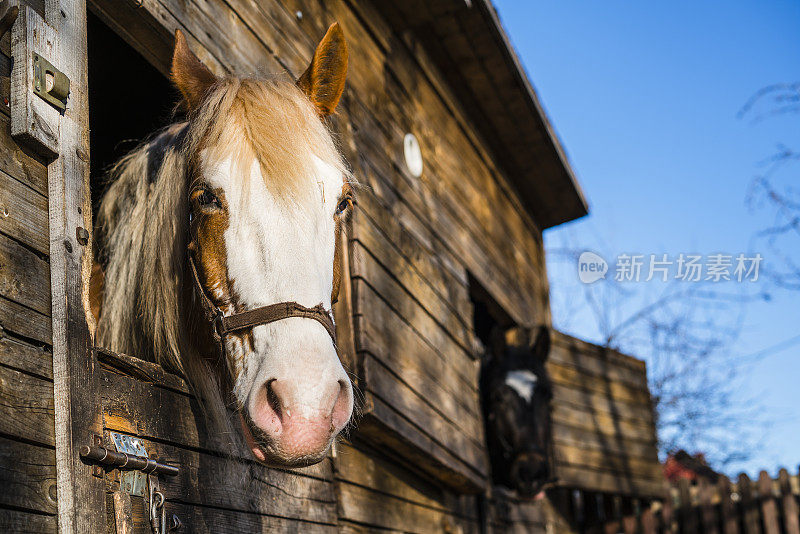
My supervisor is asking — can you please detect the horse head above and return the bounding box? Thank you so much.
[170,25,353,466]
[481,325,554,498]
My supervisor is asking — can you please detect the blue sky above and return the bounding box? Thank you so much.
[492,1,799,474]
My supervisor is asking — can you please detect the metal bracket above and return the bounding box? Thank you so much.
[32,52,69,111]
[111,432,149,497]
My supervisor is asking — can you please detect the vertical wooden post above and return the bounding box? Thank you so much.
[43,0,105,532]
[584,492,601,534]
[738,474,760,534]
[603,494,621,534]
[778,468,799,534]
[678,478,698,534]
[700,477,720,534]
[758,471,780,534]
[661,490,675,534]
[718,476,739,534]
[640,500,656,534]
[621,497,637,534]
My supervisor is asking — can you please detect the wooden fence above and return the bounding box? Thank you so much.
[539,466,799,533]
[653,467,800,534]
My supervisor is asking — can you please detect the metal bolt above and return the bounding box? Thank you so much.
[295,10,302,20]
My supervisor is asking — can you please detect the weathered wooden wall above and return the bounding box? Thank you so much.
[549,332,666,499]
[0,10,59,531]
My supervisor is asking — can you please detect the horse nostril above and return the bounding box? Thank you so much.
[331,379,353,430]
[265,379,282,421]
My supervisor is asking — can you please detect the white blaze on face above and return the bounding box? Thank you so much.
[505,369,539,404]
[200,150,349,415]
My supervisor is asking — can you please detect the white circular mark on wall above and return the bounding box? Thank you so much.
[403,133,423,178]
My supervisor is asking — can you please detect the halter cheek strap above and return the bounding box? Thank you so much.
[188,254,336,352]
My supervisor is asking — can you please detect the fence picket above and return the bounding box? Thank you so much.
[758,471,780,534]
[700,478,720,534]
[679,478,699,534]
[738,474,761,534]
[779,468,799,534]
[718,476,739,534]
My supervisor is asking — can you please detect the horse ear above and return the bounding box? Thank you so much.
[171,29,217,111]
[297,23,348,116]
[530,326,551,362]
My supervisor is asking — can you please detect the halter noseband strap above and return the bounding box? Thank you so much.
[188,254,336,351]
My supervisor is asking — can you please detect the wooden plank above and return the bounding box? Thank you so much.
[552,332,647,373]
[552,402,657,443]
[554,445,664,482]
[738,474,760,534]
[335,441,478,520]
[359,396,485,491]
[0,508,56,533]
[336,480,476,534]
[0,363,54,446]
[0,167,48,254]
[356,183,471,312]
[353,277,477,391]
[548,338,647,389]
[96,347,188,394]
[0,113,48,197]
[0,436,57,515]
[362,353,485,470]
[779,468,800,534]
[553,425,659,461]
[0,293,51,343]
[352,237,476,361]
[678,478,698,533]
[699,478,720,534]
[353,208,473,349]
[0,231,51,315]
[161,500,337,534]
[0,333,52,379]
[758,471,780,534]
[102,434,337,525]
[548,361,652,406]
[551,382,657,427]
[718,476,739,534]
[556,465,667,499]
[355,277,479,403]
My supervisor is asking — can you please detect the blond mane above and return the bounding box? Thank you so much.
[95,76,347,429]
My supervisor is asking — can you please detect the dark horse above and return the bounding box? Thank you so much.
[480,325,554,498]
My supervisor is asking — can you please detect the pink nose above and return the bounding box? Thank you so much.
[247,377,352,463]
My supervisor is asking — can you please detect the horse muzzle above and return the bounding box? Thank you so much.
[241,374,353,466]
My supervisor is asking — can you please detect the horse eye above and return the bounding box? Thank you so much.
[195,189,221,209]
[336,196,352,215]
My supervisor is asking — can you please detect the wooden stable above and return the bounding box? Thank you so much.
[0,0,666,532]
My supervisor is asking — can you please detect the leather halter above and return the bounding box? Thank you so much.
[188,254,336,353]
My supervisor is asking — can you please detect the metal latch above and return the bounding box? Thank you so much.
[32,53,69,111]
[79,432,178,497]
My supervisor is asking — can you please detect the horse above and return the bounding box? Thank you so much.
[480,325,554,498]
[91,24,355,467]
